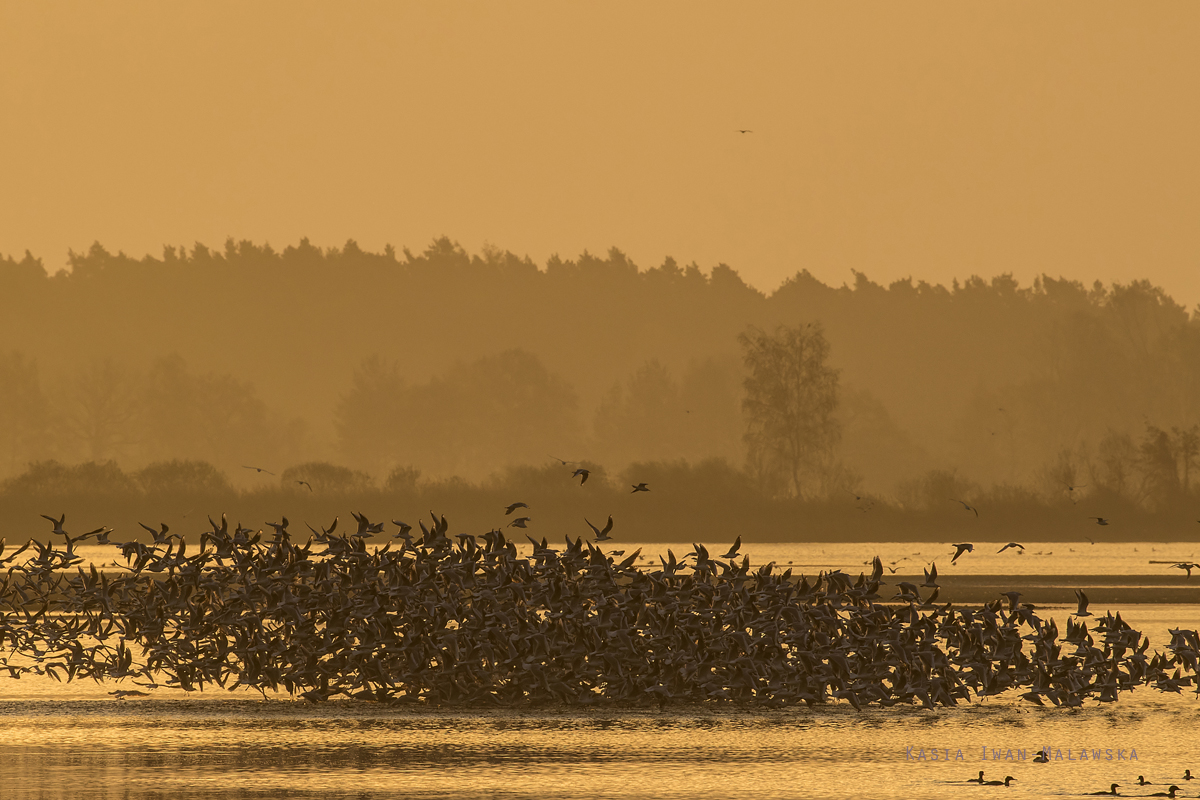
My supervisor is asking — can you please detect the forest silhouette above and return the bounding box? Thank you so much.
[1,237,1197,541]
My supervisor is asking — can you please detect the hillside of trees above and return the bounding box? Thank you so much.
[1,238,1198,540]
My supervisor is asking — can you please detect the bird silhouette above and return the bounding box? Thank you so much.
[572,469,590,485]
[951,499,978,516]
[1073,589,1092,617]
[951,543,974,564]
[631,483,650,493]
[242,465,275,475]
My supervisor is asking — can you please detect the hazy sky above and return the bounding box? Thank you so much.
[2,2,1198,307]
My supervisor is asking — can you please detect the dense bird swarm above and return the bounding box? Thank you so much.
[1,513,1198,708]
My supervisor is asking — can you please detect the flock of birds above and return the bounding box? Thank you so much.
[0,503,1198,713]
[963,770,1198,796]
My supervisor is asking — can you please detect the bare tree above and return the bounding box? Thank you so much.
[739,323,841,498]
[62,360,141,462]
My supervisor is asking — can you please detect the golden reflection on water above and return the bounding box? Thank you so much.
[2,604,1198,799]
[2,699,1198,800]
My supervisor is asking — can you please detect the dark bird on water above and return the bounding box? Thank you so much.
[1088,784,1120,796]
[982,776,1015,786]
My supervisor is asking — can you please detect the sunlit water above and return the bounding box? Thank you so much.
[2,605,1199,799]
[58,541,1200,576]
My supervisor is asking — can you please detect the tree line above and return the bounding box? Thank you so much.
[1,237,1199,536]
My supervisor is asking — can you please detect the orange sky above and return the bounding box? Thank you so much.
[2,2,1197,307]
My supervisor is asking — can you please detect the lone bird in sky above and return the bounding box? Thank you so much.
[951,499,979,516]
[737,129,753,133]
[295,480,312,492]
[243,465,275,475]
[572,468,590,485]
[631,483,650,493]
[1090,517,1110,526]
[951,543,974,564]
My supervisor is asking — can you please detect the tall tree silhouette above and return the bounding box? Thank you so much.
[739,324,841,498]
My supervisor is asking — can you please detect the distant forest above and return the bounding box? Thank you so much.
[1,238,1198,540]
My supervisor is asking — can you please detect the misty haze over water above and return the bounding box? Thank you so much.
[1,239,1198,539]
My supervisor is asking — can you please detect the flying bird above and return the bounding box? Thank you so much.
[243,465,275,475]
[951,499,979,516]
[921,563,939,588]
[1073,589,1092,617]
[1090,517,1110,526]
[572,468,590,485]
[295,480,312,492]
[508,517,531,529]
[720,536,742,559]
[737,129,753,133]
[504,502,529,515]
[997,542,1024,554]
[951,543,974,564]
[585,516,614,542]
[41,514,67,536]
[631,483,650,493]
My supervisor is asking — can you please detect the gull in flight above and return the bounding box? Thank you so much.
[631,483,650,493]
[508,517,531,529]
[586,516,614,542]
[243,465,275,475]
[997,542,1024,554]
[951,543,974,564]
[1090,517,1110,526]
[951,499,979,516]
[720,536,742,559]
[295,480,312,492]
[1073,589,1092,617]
[572,468,590,485]
[505,502,529,515]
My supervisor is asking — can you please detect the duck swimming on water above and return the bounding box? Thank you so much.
[966,771,984,783]
[981,776,1015,786]
[1088,785,1120,796]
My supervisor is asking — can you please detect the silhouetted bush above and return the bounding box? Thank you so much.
[135,460,232,495]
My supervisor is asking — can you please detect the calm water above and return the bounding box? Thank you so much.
[3,605,1199,799]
